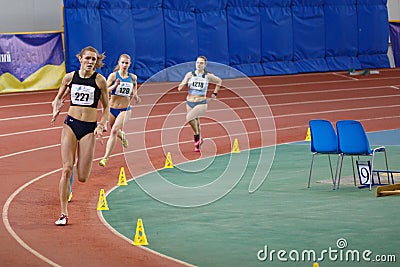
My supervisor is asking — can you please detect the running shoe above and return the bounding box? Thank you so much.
[194,139,204,152]
[68,192,73,202]
[121,131,129,148]
[99,158,108,167]
[194,138,203,147]
[55,213,68,226]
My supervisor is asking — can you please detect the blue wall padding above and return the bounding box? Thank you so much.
[100,0,131,9]
[63,8,103,73]
[357,0,389,67]
[100,8,135,75]
[131,0,162,8]
[164,9,198,67]
[63,0,390,82]
[227,6,261,64]
[164,0,195,11]
[197,0,227,11]
[325,0,360,70]
[64,0,101,8]
[131,8,165,81]
[197,11,229,65]
[292,3,329,73]
[260,2,295,74]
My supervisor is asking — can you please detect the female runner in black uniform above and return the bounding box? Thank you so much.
[51,46,109,225]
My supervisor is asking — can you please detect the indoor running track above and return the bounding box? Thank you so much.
[0,68,399,266]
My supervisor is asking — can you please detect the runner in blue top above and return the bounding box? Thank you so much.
[99,54,140,167]
[178,56,222,152]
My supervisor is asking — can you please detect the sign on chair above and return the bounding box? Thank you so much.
[356,160,372,187]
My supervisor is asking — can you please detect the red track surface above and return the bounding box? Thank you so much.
[0,69,399,266]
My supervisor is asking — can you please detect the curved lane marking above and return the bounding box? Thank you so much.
[2,168,62,267]
[1,149,193,266]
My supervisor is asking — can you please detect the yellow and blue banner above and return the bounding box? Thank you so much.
[0,31,65,94]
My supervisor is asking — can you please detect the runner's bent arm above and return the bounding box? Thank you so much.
[178,72,192,92]
[51,72,73,124]
[209,74,222,99]
[106,72,119,95]
[96,74,110,132]
[131,74,140,103]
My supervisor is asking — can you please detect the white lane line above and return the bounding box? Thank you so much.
[0,78,398,109]
[1,86,399,123]
[0,144,60,159]
[2,168,63,267]
[2,151,194,266]
[0,127,62,138]
[331,72,359,81]
[2,109,400,159]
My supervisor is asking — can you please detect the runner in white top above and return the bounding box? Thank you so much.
[178,56,222,152]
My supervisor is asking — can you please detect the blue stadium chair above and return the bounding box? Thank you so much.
[335,120,389,190]
[308,120,339,188]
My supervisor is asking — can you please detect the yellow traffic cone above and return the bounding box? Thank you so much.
[305,128,311,141]
[231,138,240,153]
[133,218,149,246]
[97,188,109,210]
[117,167,128,186]
[164,152,173,168]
